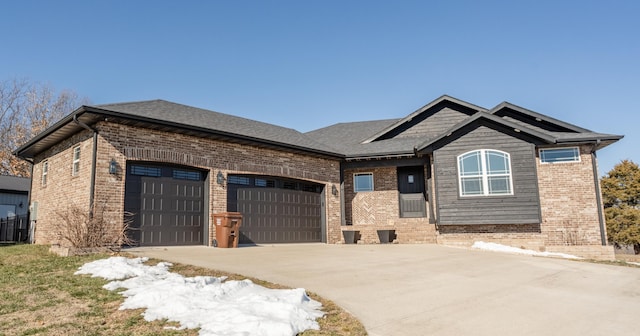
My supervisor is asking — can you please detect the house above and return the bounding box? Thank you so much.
[0,175,30,219]
[14,95,623,258]
[0,175,30,242]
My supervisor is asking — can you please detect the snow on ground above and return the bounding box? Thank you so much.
[472,241,581,259]
[75,257,323,336]
[628,262,640,267]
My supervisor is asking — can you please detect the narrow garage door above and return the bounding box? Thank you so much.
[125,163,206,246]
[227,175,323,244]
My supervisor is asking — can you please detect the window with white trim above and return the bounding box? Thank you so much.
[354,173,374,192]
[72,146,81,176]
[42,160,49,186]
[539,147,580,163]
[458,149,513,196]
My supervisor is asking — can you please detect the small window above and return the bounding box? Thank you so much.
[173,170,201,181]
[228,175,250,185]
[72,146,81,176]
[458,149,512,197]
[42,160,48,186]
[540,147,580,163]
[354,173,374,192]
[131,165,162,177]
[255,178,276,188]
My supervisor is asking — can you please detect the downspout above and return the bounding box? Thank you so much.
[73,114,98,218]
[590,140,607,245]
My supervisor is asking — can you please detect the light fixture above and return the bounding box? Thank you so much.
[217,171,226,185]
[109,159,117,174]
[331,184,338,196]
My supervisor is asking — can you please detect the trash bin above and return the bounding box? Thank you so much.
[212,212,243,248]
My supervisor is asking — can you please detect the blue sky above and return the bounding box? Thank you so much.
[2,1,638,174]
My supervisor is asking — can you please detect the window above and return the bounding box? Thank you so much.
[228,175,250,185]
[458,149,512,196]
[173,169,201,181]
[354,173,374,192]
[540,147,580,163]
[131,165,161,177]
[255,178,276,187]
[72,146,80,176]
[42,160,48,186]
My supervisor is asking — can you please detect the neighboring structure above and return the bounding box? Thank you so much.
[14,95,623,259]
[0,175,30,243]
[0,175,30,219]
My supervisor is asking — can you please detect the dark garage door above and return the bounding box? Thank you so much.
[125,163,206,246]
[227,175,323,244]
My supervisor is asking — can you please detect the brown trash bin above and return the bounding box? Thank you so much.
[212,212,243,248]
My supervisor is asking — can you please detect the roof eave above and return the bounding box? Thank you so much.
[490,102,592,133]
[15,105,345,161]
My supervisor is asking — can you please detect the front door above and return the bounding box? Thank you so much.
[397,166,427,218]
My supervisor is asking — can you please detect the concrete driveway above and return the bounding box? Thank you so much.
[128,244,640,336]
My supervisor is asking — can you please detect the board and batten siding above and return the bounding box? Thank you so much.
[433,125,541,225]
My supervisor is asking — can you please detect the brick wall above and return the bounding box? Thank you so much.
[32,121,342,246]
[100,122,342,245]
[536,145,603,245]
[31,131,94,245]
[343,166,436,243]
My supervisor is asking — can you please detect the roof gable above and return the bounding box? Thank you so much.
[490,102,591,133]
[417,112,556,153]
[363,95,486,143]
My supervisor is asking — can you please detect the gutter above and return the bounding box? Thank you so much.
[73,114,98,218]
[590,140,607,245]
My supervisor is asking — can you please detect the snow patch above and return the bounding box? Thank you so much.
[471,241,581,259]
[76,257,323,336]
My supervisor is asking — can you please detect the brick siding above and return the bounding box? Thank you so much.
[343,166,435,243]
[31,121,342,246]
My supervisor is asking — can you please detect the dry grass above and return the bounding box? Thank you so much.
[0,244,367,336]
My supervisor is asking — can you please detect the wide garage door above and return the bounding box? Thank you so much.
[227,175,323,244]
[125,163,206,246]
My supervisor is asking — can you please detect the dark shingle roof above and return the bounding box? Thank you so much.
[94,100,340,155]
[306,119,421,157]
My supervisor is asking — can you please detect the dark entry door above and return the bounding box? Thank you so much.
[397,166,427,218]
[125,164,206,246]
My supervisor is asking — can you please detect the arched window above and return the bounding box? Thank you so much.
[457,149,512,196]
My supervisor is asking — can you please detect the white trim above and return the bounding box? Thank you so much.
[72,146,81,176]
[539,146,581,164]
[353,172,374,192]
[457,149,513,197]
[41,160,48,187]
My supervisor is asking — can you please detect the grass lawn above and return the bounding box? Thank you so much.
[0,244,367,336]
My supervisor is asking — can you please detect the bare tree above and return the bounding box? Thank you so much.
[0,78,88,177]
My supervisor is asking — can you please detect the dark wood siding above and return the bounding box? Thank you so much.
[433,125,541,225]
[394,107,469,139]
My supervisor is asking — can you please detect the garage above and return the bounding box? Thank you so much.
[227,175,324,244]
[124,163,207,246]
